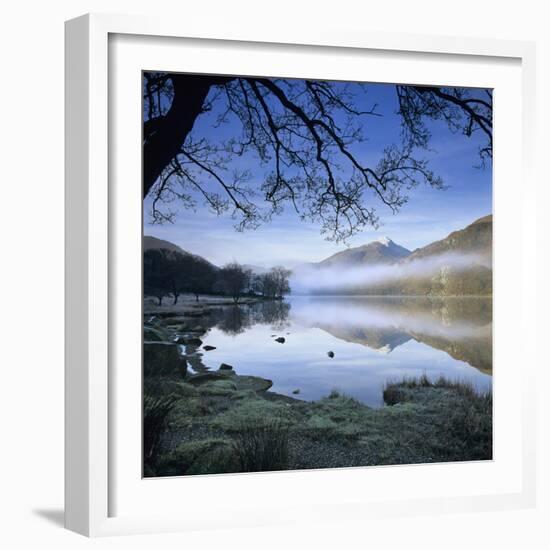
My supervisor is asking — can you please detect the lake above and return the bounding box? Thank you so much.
[193,296,492,407]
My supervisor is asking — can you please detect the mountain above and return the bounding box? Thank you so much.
[297,215,493,297]
[313,323,412,354]
[143,236,218,270]
[143,235,187,255]
[314,237,411,268]
[395,215,492,296]
[406,215,492,262]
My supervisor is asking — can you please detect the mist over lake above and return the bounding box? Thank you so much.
[190,296,492,407]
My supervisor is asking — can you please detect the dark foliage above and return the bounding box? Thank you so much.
[143,247,218,303]
[230,419,290,472]
[383,376,492,462]
[143,394,179,470]
[217,262,252,303]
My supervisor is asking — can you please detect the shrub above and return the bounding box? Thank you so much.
[303,414,339,439]
[383,375,481,405]
[381,375,493,462]
[382,385,406,406]
[168,439,239,476]
[143,394,179,469]
[230,419,290,472]
[442,391,492,460]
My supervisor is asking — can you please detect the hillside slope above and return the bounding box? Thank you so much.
[315,237,411,268]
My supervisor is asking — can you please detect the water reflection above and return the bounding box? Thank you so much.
[198,296,492,405]
[292,296,492,374]
[210,300,291,335]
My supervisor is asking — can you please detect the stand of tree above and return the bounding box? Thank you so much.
[144,248,291,305]
[252,267,291,299]
[144,248,217,305]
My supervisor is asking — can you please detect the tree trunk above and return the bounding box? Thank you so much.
[143,74,235,198]
[157,296,163,306]
[195,294,199,302]
[173,293,179,305]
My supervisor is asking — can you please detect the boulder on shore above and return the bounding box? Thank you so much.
[188,371,227,385]
[144,325,170,342]
[219,363,234,371]
[143,342,187,378]
[235,375,273,392]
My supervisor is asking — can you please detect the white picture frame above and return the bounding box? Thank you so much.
[65,13,537,537]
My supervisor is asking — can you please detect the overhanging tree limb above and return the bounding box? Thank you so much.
[143,73,490,241]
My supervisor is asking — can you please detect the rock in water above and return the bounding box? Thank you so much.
[292,389,300,395]
[176,336,203,346]
[203,345,216,351]
[275,337,286,343]
[219,363,234,371]
[143,342,187,378]
[327,351,335,358]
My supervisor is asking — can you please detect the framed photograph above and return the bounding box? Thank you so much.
[65,13,537,536]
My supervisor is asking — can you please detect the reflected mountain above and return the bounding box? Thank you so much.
[290,296,492,374]
[409,326,492,374]
[311,323,412,354]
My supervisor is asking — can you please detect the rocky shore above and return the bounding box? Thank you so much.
[143,306,492,477]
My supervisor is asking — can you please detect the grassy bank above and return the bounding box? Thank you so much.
[144,371,492,476]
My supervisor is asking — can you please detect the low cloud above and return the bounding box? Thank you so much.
[290,252,490,294]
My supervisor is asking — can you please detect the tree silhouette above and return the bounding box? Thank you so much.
[144,73,492,241]
[218,262,252,303]
[143,247,218,304]
[143,249,172,305]
[253,267,292,299]
[186,258,217,302]
[395,86,492,165]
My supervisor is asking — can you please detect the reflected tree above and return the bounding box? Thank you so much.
[216,305,252,336]
[256,300,291,331]
[212,300,291,335]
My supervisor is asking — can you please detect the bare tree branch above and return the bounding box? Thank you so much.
[143,73,488,242]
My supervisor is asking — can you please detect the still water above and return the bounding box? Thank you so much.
[195,296,492,407]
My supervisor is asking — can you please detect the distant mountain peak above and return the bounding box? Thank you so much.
[376,236,393,246]
[314,237,410,268]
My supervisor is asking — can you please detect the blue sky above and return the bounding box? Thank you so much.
[144,79,492,268]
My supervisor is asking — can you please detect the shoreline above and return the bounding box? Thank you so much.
[143,309,492,477]
[144,294,283,316]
